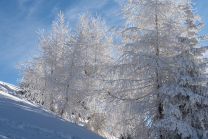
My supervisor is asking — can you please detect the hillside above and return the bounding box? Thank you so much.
[0,81,105,139]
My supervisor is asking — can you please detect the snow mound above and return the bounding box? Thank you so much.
[0,81,105,139]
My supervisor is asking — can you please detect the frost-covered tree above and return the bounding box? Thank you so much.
[76,13,114,136]
[19,12,88,123]
[155,1,208,138]
[19,11,113,130]
[19,12,74,114]
[100,0,208,138]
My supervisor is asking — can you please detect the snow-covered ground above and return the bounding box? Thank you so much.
[0,81,105,139]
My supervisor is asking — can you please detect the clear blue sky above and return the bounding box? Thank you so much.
[0,0,208,86]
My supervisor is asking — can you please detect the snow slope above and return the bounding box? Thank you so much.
[0,81,105,139]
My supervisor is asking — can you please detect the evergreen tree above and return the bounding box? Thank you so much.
[155,1,208,138]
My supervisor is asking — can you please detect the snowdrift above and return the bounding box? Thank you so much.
[0,81,105,139]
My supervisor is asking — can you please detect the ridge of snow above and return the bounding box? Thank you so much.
[0,81,20,92]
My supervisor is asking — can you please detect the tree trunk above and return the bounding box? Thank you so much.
[155,5,164,138]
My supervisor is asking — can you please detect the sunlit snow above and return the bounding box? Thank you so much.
[0,81,105,139]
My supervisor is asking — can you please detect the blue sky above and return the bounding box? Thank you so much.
[0,0,208,86]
